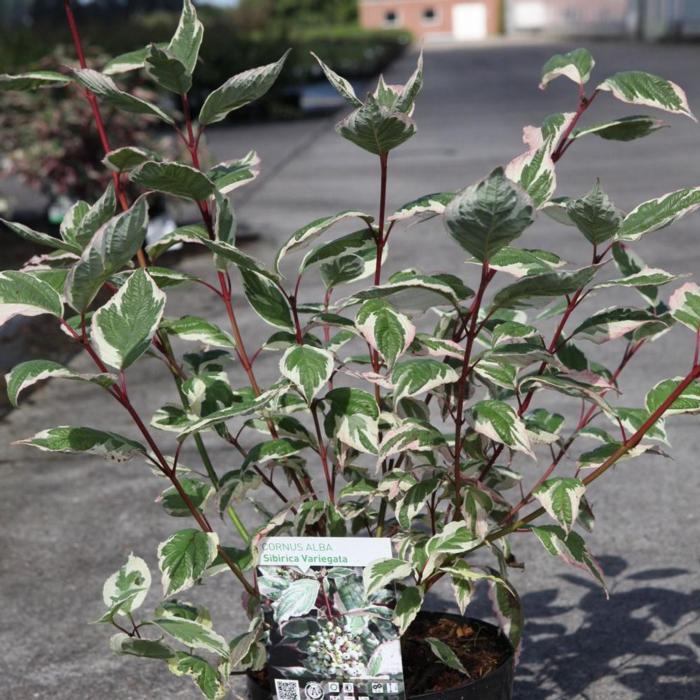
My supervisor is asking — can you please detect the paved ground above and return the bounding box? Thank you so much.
[2,39,700,699]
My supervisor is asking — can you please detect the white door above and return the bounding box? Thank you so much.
[452,2,488,40]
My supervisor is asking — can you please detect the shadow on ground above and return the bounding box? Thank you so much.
[516,557,700,699]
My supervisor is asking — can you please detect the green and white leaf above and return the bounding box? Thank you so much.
[573,115,666,142]
[324,387,379,454]
[594,267,678,290]
[159,478,214,517]
[425,637,467,675]
[646,377,700,416]
[670,282,700,331]
[540,48,594,89]
[311,52,363,107]
[16,426,145,462]
[472,399,534,458]
[110,632,174,660]
[486,247,564,278]
[0,270,63,326]
[0,70,71,91]
[378,419,446,462]
[91,269,166,370]
[393,586,423,635]
[208,151,260,194]
[167,0,204,75]
[199,51,290,125]
[598,71,695,120]
[389,192,455,222]
[157,529,219,597]
[241,268,293,330]
[619,187,700,241]
[155,618,229,658]
[356,299,415,368]
[571,307,659,344]
[5,360,114,407]
[161,315,235,348]
[167,653,227,700]
[275,210,373,274]
[274,578,321,623]
[391,358,459,403]
[445,167,534,260]
[145,44,191,94]
[533,477,586,534]
[101,553,151,619]
[72,68,173,124]
[363,558,413,597]
[130,161,215,201]
[567,180,623,244]
[280,345,334,402]
[146,224,207,261]
[1,218,79,253]
[396,477,441,529]
[103,146,157,173]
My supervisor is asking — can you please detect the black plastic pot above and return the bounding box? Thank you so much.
[246,612,514,700]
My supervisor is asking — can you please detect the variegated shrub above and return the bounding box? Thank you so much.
[2,4,700,697]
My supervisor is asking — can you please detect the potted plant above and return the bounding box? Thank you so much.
[2,3,699,698]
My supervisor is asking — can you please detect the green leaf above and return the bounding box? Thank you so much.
[520,373,612,414]
[540,48,594,89]
[646,377,700,416]
[337,97,416,155]
[533,477,586,534]
[130,161,215,201]
[157,529,219,597]
[0,70,71,91]
[389,192,455,222]
[363,558,413,596]
[356,299,415,368]
[280,345,334,402]
[72,68,173,124]
[394,586,423,635]
[396,476,441,529]
[110,632,175,660]
[161,315,235,348]
[598,71,696,120]
[425,637,467,675]
[243,438,307,469]
[472,399,534,458]
[103,147,157,173]
[5,360,114,407]
[167,0,204,75]
[0,270,63,325]
[167,652,227,700]
[489,578,524,650]
[201,239,279,281]
[155,617,229,658]
[619,187,700,241]
[425,521,480,558]
[240,268,293,330]
[567,181,623,245]
[104,45,166,75]
[66,197,149,311]
[218,469,262,514]
[15,426,146,462]
[159,478,214,517]
[274,578,321,623]
[101,553,151,619]
[670,282,700,331]
[199,51,290,125]
[392,358,459,403]
[208,151,260,194]
[573,115,667,142]
[275,210,373,274]
[324,387,379,455]
[311,52,363,107]
[531,525,606,592]
[444,167,535,261]
[91,269,166,370]
[491,265,598,310]
[1,218,79,253]
[610,407,668,444]
[71,183,119,248]
[594,267,678,291]
[144,44,191,94]
[473,359,517,390]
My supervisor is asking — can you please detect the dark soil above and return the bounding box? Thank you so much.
[402,614,512,696]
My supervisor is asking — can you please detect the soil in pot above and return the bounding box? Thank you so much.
[248,612,513,699]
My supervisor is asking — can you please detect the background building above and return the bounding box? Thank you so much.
[358,0,503,41]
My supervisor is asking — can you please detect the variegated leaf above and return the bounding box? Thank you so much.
[0,70,71,91]
[161,315,235,348]
[311,52,363,107]
[486,247,564,278]
[389,192,455,222]
[646,377,700,416]
[425,637,467,675]
[0,270,63,327]
[572,115,666,142]
[208,151,260,194]
[324,387,379,455]
[241,268,294,330]
[472,400,534,458]
[540,48,594,89]
[378,418,446,462]
[91,269,166,370]
[101,553,151,619]
[393,586,423,635]
[356,299,415,368]
[598,71,695,120]
[445,167,535,259]
[567,180,623,245]
[154,618,229,658]
[167,0,203,75]
[157,529,219,597]
[619,187,700,241]
[130,161,215,201]
[391,358,459,403]
[280,345,334,403]
[669,282,700,331]
[571,307,660,344]
[533,477,586,534]
[363,558,413,596]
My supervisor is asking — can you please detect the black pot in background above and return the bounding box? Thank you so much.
[246,612,514,700]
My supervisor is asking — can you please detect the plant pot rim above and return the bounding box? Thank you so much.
[246,610,515,700]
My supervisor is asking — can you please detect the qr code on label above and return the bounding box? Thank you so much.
[275,679,301,700]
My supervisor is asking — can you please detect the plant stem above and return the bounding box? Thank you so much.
[311,401,334,504]
[373,152,389,287]
[453,261,491,512]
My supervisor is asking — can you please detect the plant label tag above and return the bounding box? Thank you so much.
[258,537,407,700]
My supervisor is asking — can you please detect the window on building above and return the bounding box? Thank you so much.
[384,10,400,27]
[422,7,439,24]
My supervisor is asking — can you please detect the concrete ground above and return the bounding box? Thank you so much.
[1,39,700,699]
